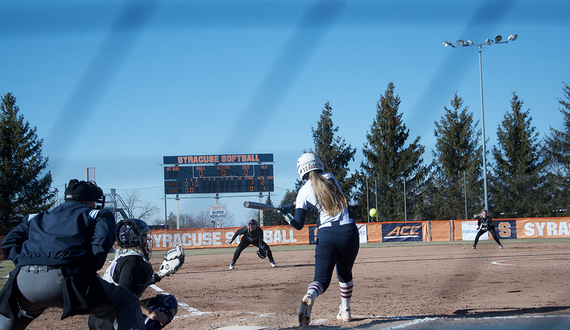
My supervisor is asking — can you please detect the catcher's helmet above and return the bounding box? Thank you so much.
[297,153,324,180]
[116,219,153,259]
[65,179,105,209]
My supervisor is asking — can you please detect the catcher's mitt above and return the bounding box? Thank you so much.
[257,248,267,259]
[157,245,185,279]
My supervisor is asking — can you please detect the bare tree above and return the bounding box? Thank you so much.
[123,190,160,221]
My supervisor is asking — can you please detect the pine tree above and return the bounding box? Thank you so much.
[543,79,570,216]
[310,101,357,198]
[357,82,428,222]
[275,189,296,226]
[431,92,483,219]
[0,93,55,234]
[298,101,357,224]
[262,194,278,226]
[490,92,543,217]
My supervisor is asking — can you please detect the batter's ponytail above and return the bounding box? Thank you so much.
[308,171,347,217]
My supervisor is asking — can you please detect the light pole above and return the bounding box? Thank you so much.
[443,34,517,212]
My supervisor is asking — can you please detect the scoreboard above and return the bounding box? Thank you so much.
[164,164,274,195]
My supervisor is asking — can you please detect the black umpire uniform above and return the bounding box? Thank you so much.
[0,180,144,330]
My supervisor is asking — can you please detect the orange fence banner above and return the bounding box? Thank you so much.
[430,220,453,241]
[4,218,570,254]
[516,218,570,238]
[150,225,312,250]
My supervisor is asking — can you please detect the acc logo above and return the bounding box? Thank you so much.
[382,223,423,242]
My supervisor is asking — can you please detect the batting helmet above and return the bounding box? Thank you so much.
[297,153,324,180]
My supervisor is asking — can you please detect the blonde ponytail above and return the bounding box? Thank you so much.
[308,171,347,216]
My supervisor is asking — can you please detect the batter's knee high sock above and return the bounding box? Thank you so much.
[339,280,353,309]
[307,281,324,301]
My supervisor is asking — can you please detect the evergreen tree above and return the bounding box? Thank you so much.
[431,92,483,219]
[543,79,570,216]
[262,194,278,226]
[275,189,296,226]
[297,101,357,224]
[490,92,543,217]
[309,101,357,199]
[356,82,428,222]
[0,93,55,234]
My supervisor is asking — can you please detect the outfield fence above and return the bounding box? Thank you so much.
[147,217,570,250]
[2,217,569,255]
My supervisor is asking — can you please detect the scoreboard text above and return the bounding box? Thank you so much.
[164,164,274,194]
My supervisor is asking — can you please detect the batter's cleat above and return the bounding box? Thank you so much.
[499,245,503,249]
[298,293,313,326]
[472,245,476,249]
[229,262,235,270]
[270,261,277,268]
[337,305,352,322]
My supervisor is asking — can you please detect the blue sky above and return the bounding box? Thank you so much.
[1,0,569,226]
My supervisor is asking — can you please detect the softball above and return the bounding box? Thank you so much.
[369,208,378,217]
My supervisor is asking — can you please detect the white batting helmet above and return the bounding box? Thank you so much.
[297,153,324,180]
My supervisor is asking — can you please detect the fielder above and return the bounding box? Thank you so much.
[0,180,144,330]
[472,209,503,249]
[226,218,276,269]
[277,153,359,326]
[88,219,184,330]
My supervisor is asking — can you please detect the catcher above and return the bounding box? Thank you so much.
[88,219,185,330]
[226,218,276,269]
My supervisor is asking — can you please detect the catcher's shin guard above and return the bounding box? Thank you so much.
[143,294,178,330]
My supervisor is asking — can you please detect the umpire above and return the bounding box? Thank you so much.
[0,180,144,330]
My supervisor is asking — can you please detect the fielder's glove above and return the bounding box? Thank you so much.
[257,248,267,259]
[157,245,185,279]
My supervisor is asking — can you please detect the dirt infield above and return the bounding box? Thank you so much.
[12,240,570,329]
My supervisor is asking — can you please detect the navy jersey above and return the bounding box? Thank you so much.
[1,201,115,271]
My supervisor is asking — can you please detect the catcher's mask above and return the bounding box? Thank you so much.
[65,179,105,209]
[116,219,153,259]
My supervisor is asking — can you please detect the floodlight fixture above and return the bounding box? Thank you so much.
[442,33,518,212]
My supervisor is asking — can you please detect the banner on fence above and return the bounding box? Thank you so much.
[517,218,570,238]
[140,217,570,250]
[382,222,423,242]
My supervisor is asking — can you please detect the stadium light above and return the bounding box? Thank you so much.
[443,34,518,212]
